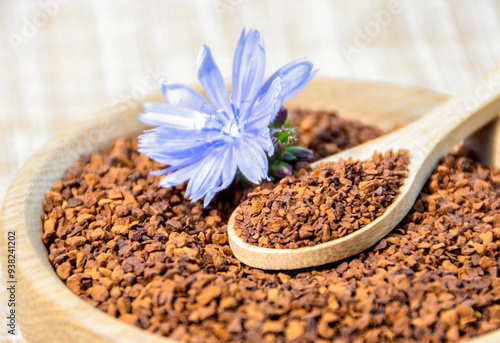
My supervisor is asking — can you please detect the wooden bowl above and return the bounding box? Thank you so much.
[2,78,499,342]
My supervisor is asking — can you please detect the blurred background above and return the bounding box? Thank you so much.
[1,0,500,340]
[2,0,500,202]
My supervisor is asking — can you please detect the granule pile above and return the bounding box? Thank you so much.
[41,109,500,343]
[289,108,383,159]
[234,150,409,249]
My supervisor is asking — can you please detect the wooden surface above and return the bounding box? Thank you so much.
[228,67,500,270]
[1,78,499,342]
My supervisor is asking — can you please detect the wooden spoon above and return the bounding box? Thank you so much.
[227,65,500,270]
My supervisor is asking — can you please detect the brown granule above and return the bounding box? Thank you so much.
[234,150,410,249]
[41,109,500,343]
[290,108,383,159]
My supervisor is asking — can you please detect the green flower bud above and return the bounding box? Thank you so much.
[270,161,293,179]
[287,146,314,162]
[270,106,288,128]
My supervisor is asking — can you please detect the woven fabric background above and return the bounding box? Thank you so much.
[1,0,500,341]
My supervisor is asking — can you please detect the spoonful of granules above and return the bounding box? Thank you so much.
[234,150,409,249]
[228,65,500,270]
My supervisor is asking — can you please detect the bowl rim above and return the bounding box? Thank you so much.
[0,92,173,342]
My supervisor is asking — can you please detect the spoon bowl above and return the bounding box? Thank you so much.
[228,66,500,270]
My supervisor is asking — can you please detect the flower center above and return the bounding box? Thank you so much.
[227,118,241,138]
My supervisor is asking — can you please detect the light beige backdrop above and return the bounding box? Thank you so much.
[1,0,500,341]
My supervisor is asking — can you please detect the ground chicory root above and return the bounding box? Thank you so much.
[41,109,500,343]
[234,150,410,249]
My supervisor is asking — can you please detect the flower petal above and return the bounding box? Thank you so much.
[140,153,194,169]
[140,102,207,130]
[245,128,274,155]
[190,166,222,202]
[260,59,317,103]
[245,76,283,128]
[209,144,238,194]
[161,82,214,114]
[138,127,221,154]
[139,139,213,160]
[141,125,224,144]
[186,148,226,201]
[198,45,233,120]
[236,139,269,184]
[246,138,269,173]
[159,161,199,188]
[203,189,219,207]
[150,151,210,177]
[232,29,266,112]
[138,124,229,171]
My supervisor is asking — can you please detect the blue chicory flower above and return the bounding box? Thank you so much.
[138,28,317,206]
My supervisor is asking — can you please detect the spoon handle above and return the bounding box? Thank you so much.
[314,65,500,168]
[396,65,500,156]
